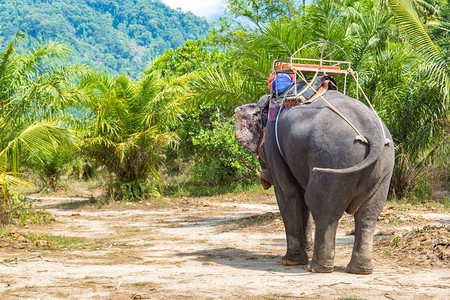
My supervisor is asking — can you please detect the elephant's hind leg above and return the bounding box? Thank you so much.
[305,174,357,273]
[308,218,339,273]
[346,172,391,274]
[274,187,310,266]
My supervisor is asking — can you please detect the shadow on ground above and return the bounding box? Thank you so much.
[177,247,351,274]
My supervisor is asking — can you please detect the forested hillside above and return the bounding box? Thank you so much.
[0,0,210,78]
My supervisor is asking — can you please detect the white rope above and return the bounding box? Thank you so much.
[288,66,368,143]
[288,64,318,100]
[275,104,284,160]
[349,70,387,141]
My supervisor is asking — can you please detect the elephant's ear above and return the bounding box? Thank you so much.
[235,103,262,153]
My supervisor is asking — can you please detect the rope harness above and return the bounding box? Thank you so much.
[272,66,391,160]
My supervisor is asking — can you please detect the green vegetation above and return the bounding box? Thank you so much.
[0,0,448,226]
[198,0,449,200]
[340,297,365,300]
[442,196,450,209]
[0,34,83,225]
[3,231,87,250]
[77,70,192,201]
[392,236,401,246]
[0,0,210,79]
[30,233,87,249]
[0,225,11,237]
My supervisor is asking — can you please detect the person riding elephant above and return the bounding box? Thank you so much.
[235,76,394,274]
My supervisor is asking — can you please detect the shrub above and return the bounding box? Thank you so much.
[179,109,260,193]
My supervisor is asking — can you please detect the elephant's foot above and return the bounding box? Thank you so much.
[308,259,334,273]
[346,259,373,275]
[282,251,308,266]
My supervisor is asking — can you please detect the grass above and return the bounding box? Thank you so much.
[28,174,449,209]
[0,227,83,253]
[133,282,148,287]
[196,187,275,205]
[132,282,156,291]
[38,234,86,247]
[0,226,11,237]
[388,218,405,226]
[392,236,400,246]
[385,196,448,211]
[441,196,450,209]
[8,232,90,249]
[161,167,268,197]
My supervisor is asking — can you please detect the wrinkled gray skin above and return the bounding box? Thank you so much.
[235,90,395,274]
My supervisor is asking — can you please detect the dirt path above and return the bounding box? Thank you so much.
[0,195,449,299]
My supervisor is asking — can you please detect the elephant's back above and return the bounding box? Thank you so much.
[278,90,385,171]
[309,90,379,122]
[283,90,384,136]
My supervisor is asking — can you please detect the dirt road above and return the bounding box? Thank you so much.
[0,194,449,299]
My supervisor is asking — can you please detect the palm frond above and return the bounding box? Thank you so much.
[389,0,449,103]
[0,172,35,193]
[190,67,256,113]
[253,20,306,57]
[0,33,25,82]
[142,73,192,128]
[0,122,76,168]
[20,40,72,74]
[79,69,185,187]
[306,0,349,47]
[115,125,161,163]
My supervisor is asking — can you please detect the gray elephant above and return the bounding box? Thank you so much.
[235,86,394,274]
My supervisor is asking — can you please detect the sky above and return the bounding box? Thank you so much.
[162,0,226,20]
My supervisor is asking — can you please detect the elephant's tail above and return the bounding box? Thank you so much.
[312,134,390,174]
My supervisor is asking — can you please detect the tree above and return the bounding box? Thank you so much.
[0,34,81,225]
[385,0,449,198]
[388,0,449,104]
[145,38,257,192]
[225,0,299,31]
[0,0,211,79]
[78,70,191,200]
[151,38,230,79]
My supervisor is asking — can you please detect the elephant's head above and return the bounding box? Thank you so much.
[235,103,262,154]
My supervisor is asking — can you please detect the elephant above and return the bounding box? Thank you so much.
[235,87,395,274]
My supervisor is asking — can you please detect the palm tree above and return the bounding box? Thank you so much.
[0,35,83,225]
[388,0,449,103]
[78,70,190,200]
[385,0,449,197]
